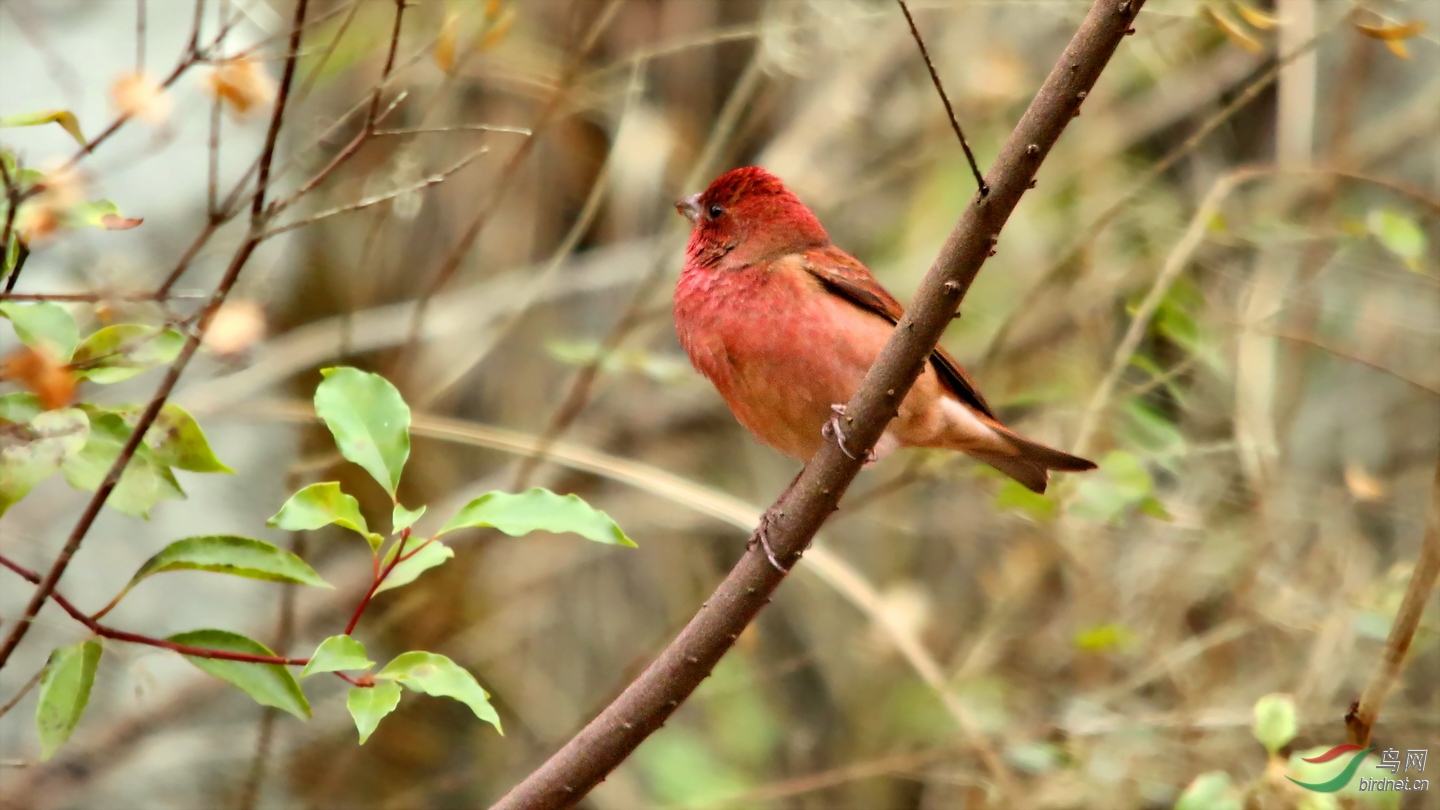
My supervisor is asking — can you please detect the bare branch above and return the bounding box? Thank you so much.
[491,1,1147,806]
[397,0,625,364]
[261,145,489,239]
[896,0,987,196]
[1347,450,1440,745]
[372,124,532,138]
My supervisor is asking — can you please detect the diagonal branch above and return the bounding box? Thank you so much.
[490,1,1146,807]
[1347,445,1440,746]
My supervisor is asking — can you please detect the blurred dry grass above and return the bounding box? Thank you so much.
[2,0,1439,808]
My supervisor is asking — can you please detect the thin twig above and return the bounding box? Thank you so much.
[0,666,44,721]
[397,0,624,365]
[57,4,218,175]
[0,0,314,671]
[0,553,307,666]
[0,290,206,302]
[491,0,1145,804]
[1072,167,1263,456]
[1262,327,1440,397]
[896,0,987,196]
[135,0,147,73]
[978,19,1340,368]
[372,124,532,137]
[264,0,409,217]
[261,145,488,239]
[1347,449,1440,746]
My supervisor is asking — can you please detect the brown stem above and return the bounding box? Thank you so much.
[0,0,313,671]
[1,159,22,293]
[490,2,1145,807]
[1347,446,1440,746]
[0,553,307,666]
[343,527,413,636]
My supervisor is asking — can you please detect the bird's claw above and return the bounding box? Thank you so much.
[822,404,876,462]
[751,509,791,573]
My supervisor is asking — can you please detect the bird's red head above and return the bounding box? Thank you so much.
[676,167,831,269]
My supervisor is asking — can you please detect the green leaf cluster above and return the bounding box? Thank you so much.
[28,366,633,759]
[0,303,225,517]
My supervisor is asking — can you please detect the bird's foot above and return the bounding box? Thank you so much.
[822,403,876,462]
[750,508,791,573]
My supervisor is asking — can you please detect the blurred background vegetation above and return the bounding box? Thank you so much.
[1,0,1438,807]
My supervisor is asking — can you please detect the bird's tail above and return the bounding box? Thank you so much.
[968,421,1097,494]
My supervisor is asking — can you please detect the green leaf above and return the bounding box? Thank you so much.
[267,482,382,550]
[138,404,232,473]
[313,367,410,497]
[0,392,45,423]
[994,479,1056,522]
[61,410,183,518]
[376,651,500,733]
[347,681,401,744]
[1,407,88,516]
[1175,771,1240,810]
[67,199,142,231]
[437,488,635,547]
[392,503,425,534]
[35,640,101,761]
[127,535,329,593]
[1367,208,1426,271]
[301,635,374,678]
[1137,496,1173,521]
[1253,693,1297,755]
[1069,450,1155,524]
[0,109,86,146]
[1073,623,1134,653]
[374,539,453,594]
[167,629,310,719]
[0,302,80,361]
[71,325,184,383]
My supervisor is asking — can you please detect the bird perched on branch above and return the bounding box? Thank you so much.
[672,167,1095,555]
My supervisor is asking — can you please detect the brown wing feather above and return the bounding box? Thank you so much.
[800,246,996,419]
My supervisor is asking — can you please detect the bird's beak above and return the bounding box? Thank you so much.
[674,194,701,224]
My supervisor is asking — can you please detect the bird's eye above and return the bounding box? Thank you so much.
[708,204,725,218]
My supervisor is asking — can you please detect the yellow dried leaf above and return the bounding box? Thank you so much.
[1232,1,1278,30]
[203,300,267,356]
[480,7,516,51]
[1204,5,1264,53]
[435,13,460,73]
[1344,462,1387,502]
[1,346,77,410]
[99,214,143,231]
[16,206,61,245]
[0,110,86,147]
[1355,20,1426,41]
[110,73,172,125]
[204,58,276,117]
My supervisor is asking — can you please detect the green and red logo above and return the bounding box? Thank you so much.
[1287,744,1373,792]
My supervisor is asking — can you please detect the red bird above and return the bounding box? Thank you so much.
[673,167,1096,525]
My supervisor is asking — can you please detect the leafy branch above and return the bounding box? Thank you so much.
[0,366,636,758]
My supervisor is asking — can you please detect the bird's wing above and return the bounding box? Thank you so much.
[799,246,995,419]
